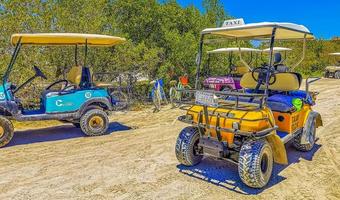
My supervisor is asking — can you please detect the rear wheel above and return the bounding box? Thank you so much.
[293,118,316,151]
[175,126,202,166]
[238,139,273,188]
[0,117,14,148]
[80,109,109,136]
[335,71,340,79]
[111,91,128,110]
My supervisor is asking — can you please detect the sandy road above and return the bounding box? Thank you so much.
[0,78,339,200]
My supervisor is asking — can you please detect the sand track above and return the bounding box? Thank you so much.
[0,78,339,200]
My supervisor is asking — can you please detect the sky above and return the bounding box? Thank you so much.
[177,0,340,39]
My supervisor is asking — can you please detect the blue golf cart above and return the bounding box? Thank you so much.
[0,33,126,147]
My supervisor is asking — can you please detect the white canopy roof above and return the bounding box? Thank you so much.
[202,22,314,40]
[329,52,340,56]
[262,47,292,52]
[208,47,261,54]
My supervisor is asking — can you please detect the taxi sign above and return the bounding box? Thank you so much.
[222,18,245,27]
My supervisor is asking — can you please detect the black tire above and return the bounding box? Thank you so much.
[324,71,329,78]
[293,118,316,152]
[175,126,202,166]
[335,71,340,79]
[80,109,109,136]
[238,139,273,188]
[0,117,14,148]
[111,91,128,110]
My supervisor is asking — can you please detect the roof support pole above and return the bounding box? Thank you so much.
[195,34,204,89]
[75,45,78,66]
[265,27,277,96]
[84,39,88,67]
[3,37,22,100]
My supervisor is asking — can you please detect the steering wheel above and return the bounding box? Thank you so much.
[33,65,47,80]
[251,67,276,85]
[45,79,69,91]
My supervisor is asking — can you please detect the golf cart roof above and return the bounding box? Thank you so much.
[208,47,261,54]
[262,47,292,52]
[202,22,314,40]
[11,33,126,46]
[329,52,340,56]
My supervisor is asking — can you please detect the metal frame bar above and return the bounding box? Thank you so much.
[264,27,277,97]
[195,34,204,89]
[84,39,88,66]
[75,45,78,65]
[3,37,22,100]
[178,115,277,138]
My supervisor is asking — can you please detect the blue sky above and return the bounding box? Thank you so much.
[178,0,340,39]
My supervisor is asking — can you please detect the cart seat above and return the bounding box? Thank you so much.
[67,66,83,86]
[240,72,302,91]
[267,94,296,112]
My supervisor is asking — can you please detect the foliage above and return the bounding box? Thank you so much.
[0,0,339,106]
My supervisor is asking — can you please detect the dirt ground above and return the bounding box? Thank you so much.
[0,78,339,200]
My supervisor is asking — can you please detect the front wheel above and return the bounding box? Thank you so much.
[293,118,316,151]
[175,126,202,166]
[0,117,14,148]
[324,71,329,78]
[238,139,273,188]
[80,109,109,136]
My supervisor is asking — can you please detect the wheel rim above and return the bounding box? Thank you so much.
[0,126,4,138]
[261,153,269,173]
[89,116,104,129]
[260,145,273,182]
[193,137,200,156]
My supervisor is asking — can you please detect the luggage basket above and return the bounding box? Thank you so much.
[174,89,277,138]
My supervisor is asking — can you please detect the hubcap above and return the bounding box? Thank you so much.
[261,153,269,173]
[89,116,104,129]
[0,126,4,138]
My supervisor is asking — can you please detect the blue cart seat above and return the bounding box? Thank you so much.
[267,94,295,112]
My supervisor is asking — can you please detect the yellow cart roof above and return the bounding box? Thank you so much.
[11,33,126,46]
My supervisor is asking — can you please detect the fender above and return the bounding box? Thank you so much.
[0,101,20,116]
[77,97,112,116]
[303,110,322,128]
[300,111,322,145]
[266,131,288,165]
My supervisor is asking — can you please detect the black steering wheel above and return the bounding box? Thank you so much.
[45,79,69,91]
[251,66,276,86]
[33,65,47,80]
